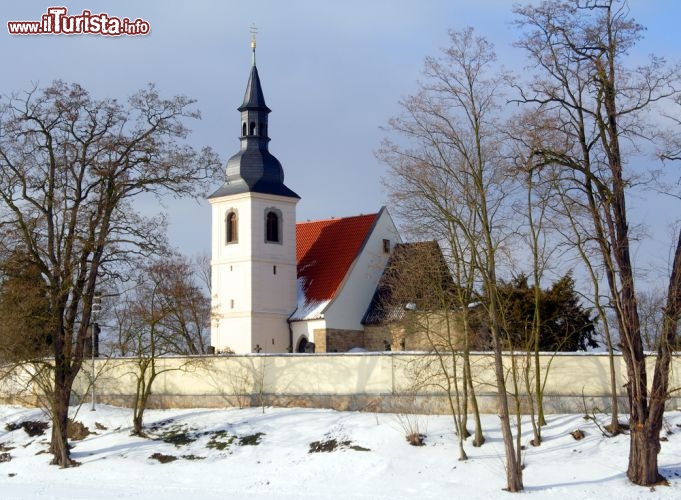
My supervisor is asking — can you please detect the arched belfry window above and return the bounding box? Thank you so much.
[226,210,238,244]
[249,121,256,135]
[265,209,281,243]
[242,122,247,136]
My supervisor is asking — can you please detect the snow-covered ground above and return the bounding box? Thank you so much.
[0,404,679,499]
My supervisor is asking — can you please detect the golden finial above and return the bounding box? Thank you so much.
[249,23,258,65]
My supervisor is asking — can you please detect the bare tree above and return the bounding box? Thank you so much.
[381,28,523,491]
[113,256,210,435]
[192,252,212,294]
[637,289,669,351]
[151,256,211,355]
[553,181,625,435]
[448,236,486,448]
[514,0,681,485]
[661,93,681,162]
[507,141,557,443]
[377,241,474,460]
[0,80,220,466]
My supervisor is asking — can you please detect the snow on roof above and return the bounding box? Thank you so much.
[289,277,330,321]
[290,212,378,321]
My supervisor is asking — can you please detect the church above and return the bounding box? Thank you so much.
[208,37,403,354]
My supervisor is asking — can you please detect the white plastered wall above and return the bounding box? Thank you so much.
[323,207,402,331]
[209,191,298,353]
[290,319,326,352]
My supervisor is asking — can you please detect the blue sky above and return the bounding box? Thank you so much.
[3,1,680,283]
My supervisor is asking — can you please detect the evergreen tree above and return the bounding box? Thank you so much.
[0,250,52,361]
[495,273,597,352]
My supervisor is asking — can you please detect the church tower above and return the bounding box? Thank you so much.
[209,35,300,353]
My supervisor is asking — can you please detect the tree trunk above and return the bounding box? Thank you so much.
[49,361,75,467]
[604,322,622,435]
[628,229,681,485]
[433,344,467,461]
[525,352,540,446]
[609,162,657,485]
[627,426,665,485]
[464,350,485,447]
[133,403,147,436]
[449,353,469,458]
[132,357,156,436]
[458,362,471,440]
[491,324,523,492]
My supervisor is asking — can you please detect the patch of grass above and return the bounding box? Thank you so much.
[150,452,177,464]
[0,443,14,452]
[0,452,11,463]
[150,422,262,450]
[161,431,195,447]
[309,439,342,453]
[182,454,205,461]
[5,421,49,437]
[95,422,108,431]
[310,439,355,453]
[149,419,175,431]
[239,432,264,446]
[204,430,264,450]
[206,430,235,451]
[24,421,49,437]
[154,424,197,447]
[309,438,370,453]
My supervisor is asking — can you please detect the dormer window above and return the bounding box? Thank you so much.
[382,239,391,253]
[226,210,238,244]
[265,209,281,243]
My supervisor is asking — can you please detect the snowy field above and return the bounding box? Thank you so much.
[0,404,680,499]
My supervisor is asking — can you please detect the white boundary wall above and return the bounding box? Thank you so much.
[3,353,680,414]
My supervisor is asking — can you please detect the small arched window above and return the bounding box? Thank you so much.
[266,211,279,243]
[226,211,238,244]
[249,121,256,135]
[242,122,247,136]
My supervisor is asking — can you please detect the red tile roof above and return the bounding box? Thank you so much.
[296,213,379,304]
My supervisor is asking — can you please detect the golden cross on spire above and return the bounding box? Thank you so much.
[250,23,258,65]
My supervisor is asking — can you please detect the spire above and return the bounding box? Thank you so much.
[208,32,299,200]
[240,24,270,113]
[239,66,270,112]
